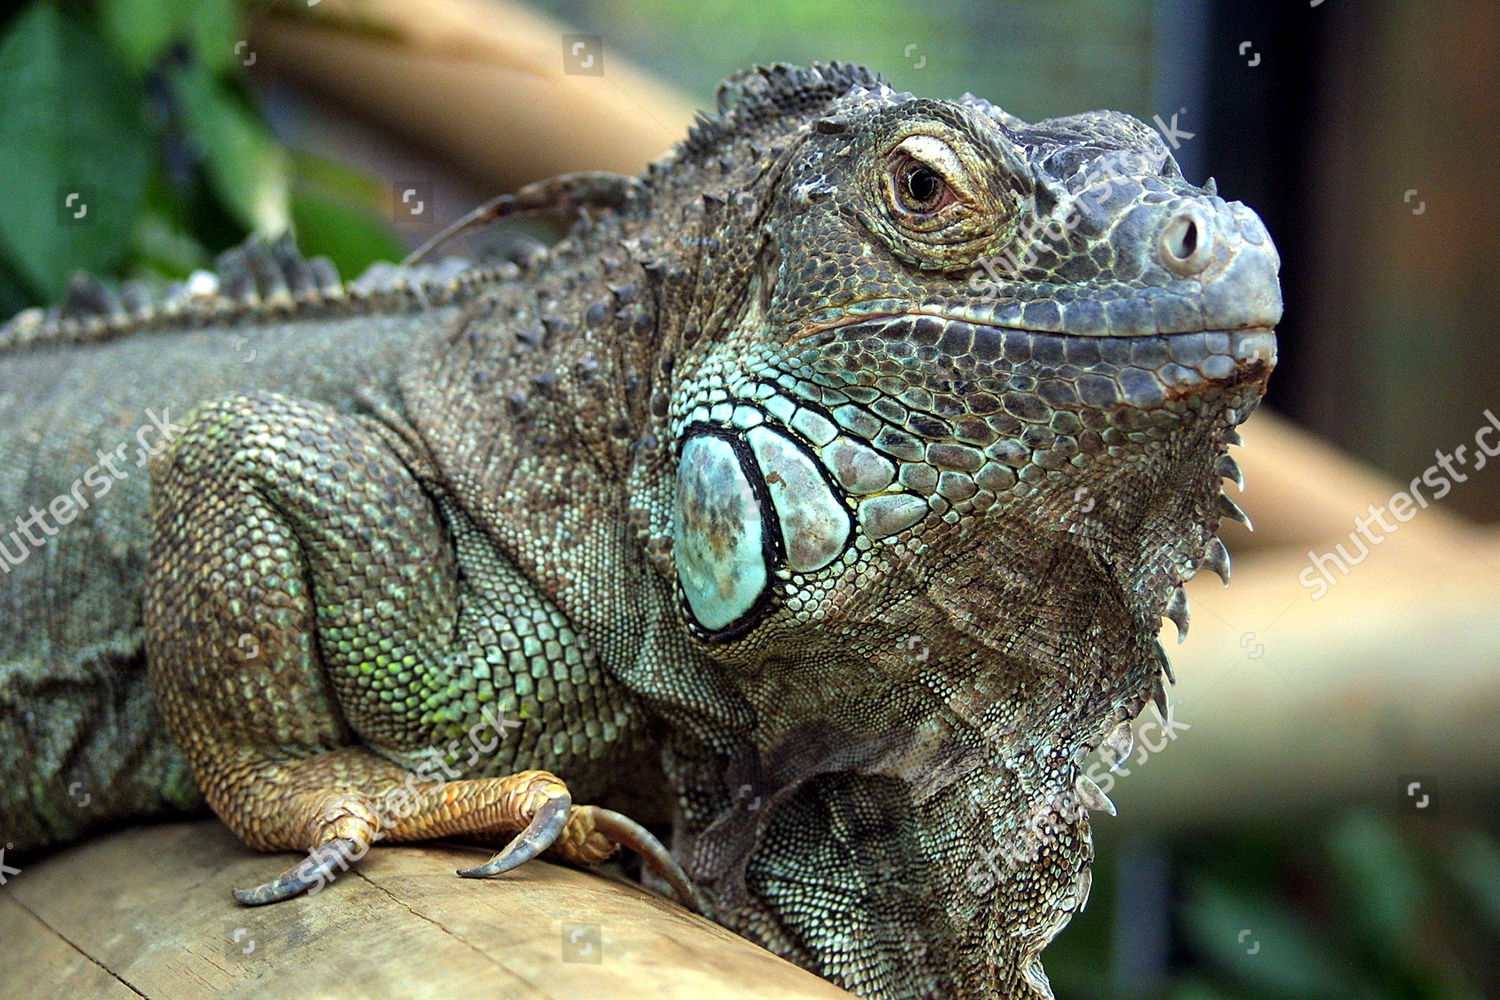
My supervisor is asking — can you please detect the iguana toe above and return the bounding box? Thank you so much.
[233,836,367,906]
[457,785,572,878]
[456,774,703,914]
[584,807,704,914]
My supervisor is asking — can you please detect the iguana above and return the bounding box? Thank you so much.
[0,63,1280,999]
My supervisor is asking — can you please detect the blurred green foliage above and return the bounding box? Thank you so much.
[532,0,1156,125]
[1047,809,1500,999]
[0,0,403,319]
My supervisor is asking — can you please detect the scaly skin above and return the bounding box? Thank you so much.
[0,64,1280,999]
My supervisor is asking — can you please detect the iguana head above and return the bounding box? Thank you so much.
[631,64,1279,999]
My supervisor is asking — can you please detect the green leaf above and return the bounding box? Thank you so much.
[0,252,34,317]
[97,0,191,73]
[1168,978,1260,1000]
[287,148,389,207]
[1325,812,1424,955]
[1445,831,1500,938]
[169,63,290,235]
[129,210,209,279]
[97,0,243,76]
[289,186,405,280]
[186,0,244,77]
[0,3,151,300]
[1180,877,1367,1000]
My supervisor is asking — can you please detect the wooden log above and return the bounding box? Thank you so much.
[1098,400,1500,826]
[0,821,852,999]
[247,0,699,191]
[1102,528,1500,827]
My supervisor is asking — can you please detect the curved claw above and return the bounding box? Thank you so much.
[589,807,705,915]
[458,790,572,878]
[233,836,363,906]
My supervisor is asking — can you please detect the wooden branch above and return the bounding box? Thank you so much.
[247,0,699,191]
[1099,405,1500,826]
[0,821,852,999]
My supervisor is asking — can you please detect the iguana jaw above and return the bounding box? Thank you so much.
[658,231,1277,999]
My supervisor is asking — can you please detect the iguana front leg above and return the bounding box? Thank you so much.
[225,758,689,907]
[143,392,694,908]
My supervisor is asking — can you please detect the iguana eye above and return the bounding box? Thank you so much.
[892,157,953,214]
[864,127,1004,265]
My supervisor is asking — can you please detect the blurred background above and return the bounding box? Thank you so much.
[0,1,1496,998]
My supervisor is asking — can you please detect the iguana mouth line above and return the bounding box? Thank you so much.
[793,305,1279,344]
[791,311,1277,394]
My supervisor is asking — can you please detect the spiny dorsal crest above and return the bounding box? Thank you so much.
[0,234,496,355]
[677,62,884,161]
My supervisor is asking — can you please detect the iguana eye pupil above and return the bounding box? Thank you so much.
[903,165,942,206]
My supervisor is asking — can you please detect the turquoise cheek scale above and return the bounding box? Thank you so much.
[745,425,849,573]
[672,388,946,637]
[673,432,770,632]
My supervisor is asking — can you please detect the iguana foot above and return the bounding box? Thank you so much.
[456,771,701,911]
[231,768,699,912]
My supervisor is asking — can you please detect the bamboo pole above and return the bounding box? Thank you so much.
[247,0,699,190]
[1103,528,1500,827]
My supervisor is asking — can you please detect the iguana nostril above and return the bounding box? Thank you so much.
[1159,208,1213,275]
